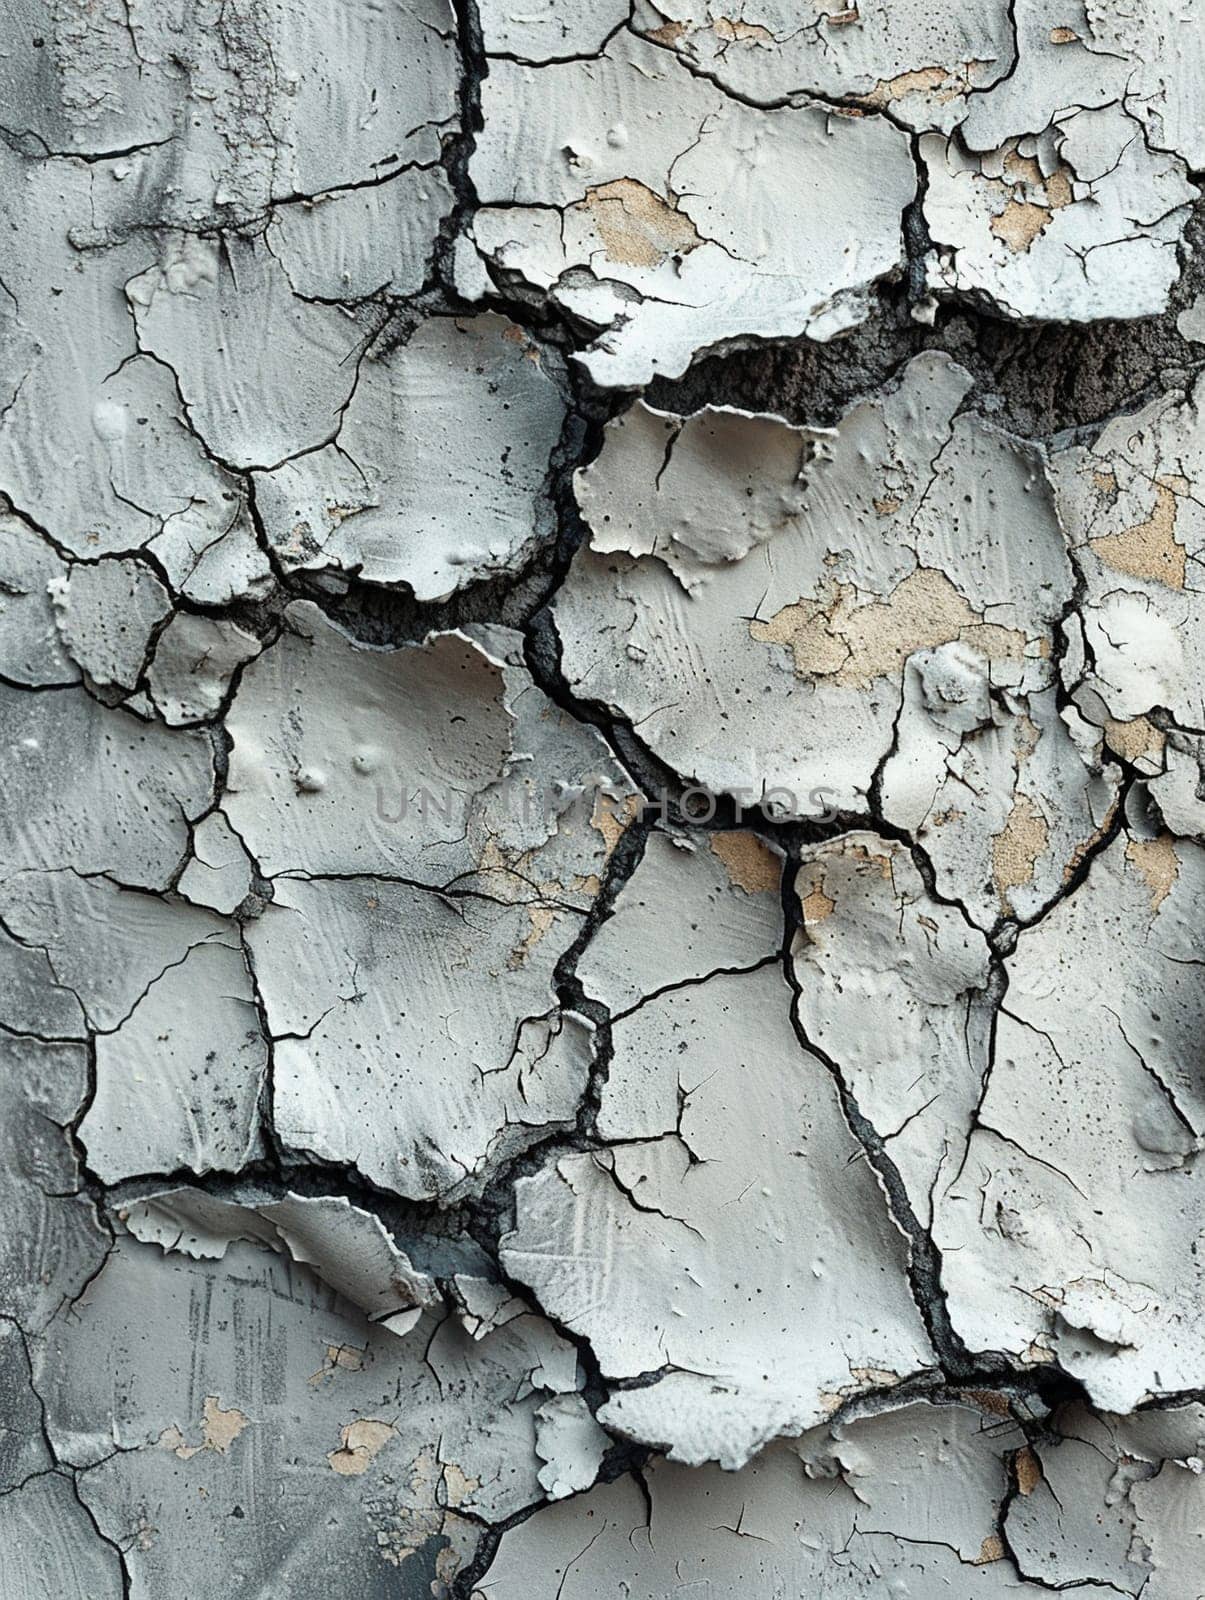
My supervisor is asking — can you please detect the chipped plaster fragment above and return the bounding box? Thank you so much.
[253,315,568,601]
[472,32,916,387]
[148,612,262,725]
[178,812,256,916]
[534,1394,610,1499]
[48,557,171,690]
[935,833,1205,1408]
[124,1189,439,1332]
[83,935,268,1183]
[557,352,1069,815]
[1178,294,1205,345]
[923,108,1198,322]
[792,833,991,1221]
[630,1,1009,127]
[1053,376,1205,732]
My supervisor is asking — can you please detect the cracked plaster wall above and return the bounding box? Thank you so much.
[3,0,1205,1595]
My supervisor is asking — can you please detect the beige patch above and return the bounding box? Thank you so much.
[750,567,1027,688]
[802,882,836,923]
[1062,792,1122,883]
[1125,834,1179,913]
[644,19,685,44]
[873,493,902,515]
[1103,715,1165,770]
[1089,477,1187,588]
[1015,1445,1042,1496]
[1092,466,1119,496]
[1002,150,1044,188]
[201,1397,249,1454]
[436,1543,464,1584]
[844,841,895,879]
[161,1397,249,1460]
[591,791,640,857]
[991,198,1053,253]
[441,1461,481,1507]
[1044,169,1073,210]
[864,64,950,106]
[849,1365,901,1387]
[992,794,1050,912]
[508,903,557,970]
[584,179,702,270]
[713,16,774,42]
[328,1419,396,1476]
[309,1343,365,1385]
[1050,25,1079,42]
[975,1534,1006,1565]
[826,4,860,23]
[710,830,781,895]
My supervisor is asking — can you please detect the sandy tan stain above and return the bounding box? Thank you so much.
[992,794,1050,912]
[710,830,781,895]
[441,1460,481,1507]
[987,153,1074,253]
[1062,792,1122,883]
[802,882,836,923]
[849,1365,901,1387]
[975,1534,1006,1565]
[1050,25,1079,42]
[864,64,951,105]
[1043,169,1074,209]
[713,16,774,42]
[1002,150,1044,187]
[1103,714,1165,770]
[328,1418,395,1476]
[1015,1445,1043,1495]
[1125,834,1179,913]
[160,1396,249,1460]
[1089,476,1187,589]
[591,790,640,857]
[584,179,702,271]
[873,493,902,515]
[309,1342,365,1385]
[644,19,685,44]
[750,567,1027,687]
[508,903,557,970]
[992,198,1054,253]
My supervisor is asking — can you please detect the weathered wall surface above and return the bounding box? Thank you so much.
[3,1,1205,1594]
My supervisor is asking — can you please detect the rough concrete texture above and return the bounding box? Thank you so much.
[3,1,1205,1595]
